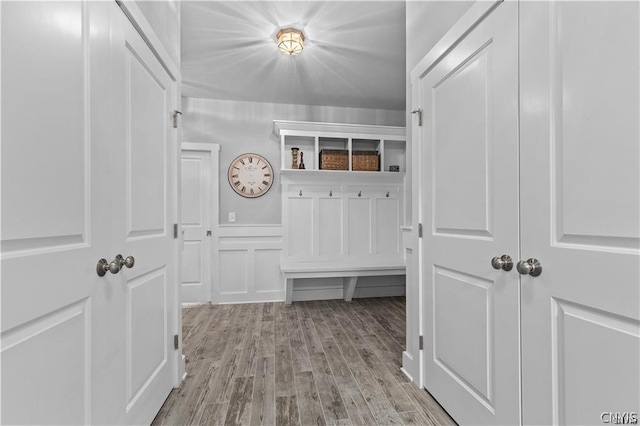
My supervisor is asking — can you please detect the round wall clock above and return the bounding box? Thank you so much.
[227,153,274,198]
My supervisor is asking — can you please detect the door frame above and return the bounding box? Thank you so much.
[181,142,221,304]
[116,0,185,385]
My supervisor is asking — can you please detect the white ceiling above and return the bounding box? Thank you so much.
[181,1,406,110]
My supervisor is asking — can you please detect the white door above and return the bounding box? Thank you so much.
[520,2,640,424]
[1,2,112,423]
[1,2,178,424]
[418,1,521,424]
[109,6,178,425]
[181,143,219,303]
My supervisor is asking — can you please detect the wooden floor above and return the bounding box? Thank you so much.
[153,297,455,425]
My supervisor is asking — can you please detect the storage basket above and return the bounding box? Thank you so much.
[352,151,380,171]
[319,149,348,170]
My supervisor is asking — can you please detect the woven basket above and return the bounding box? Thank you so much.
[352,151,380,171]
[319,149,348,170]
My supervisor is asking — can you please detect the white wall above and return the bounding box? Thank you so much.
[181,97,404,225]
[135,0,181,68]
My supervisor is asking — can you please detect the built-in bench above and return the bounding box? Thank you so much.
[280,261,406,304]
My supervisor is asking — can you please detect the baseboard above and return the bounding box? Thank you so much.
[401,366,414,382]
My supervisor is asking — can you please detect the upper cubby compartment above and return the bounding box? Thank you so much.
[274,120,406,173]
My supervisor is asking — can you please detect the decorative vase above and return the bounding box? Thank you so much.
[298,151,306,169]
[291,147,299,169]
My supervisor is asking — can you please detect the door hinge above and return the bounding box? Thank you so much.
[174,334,179,350]
[418,223,423,238]
[172,110,182,129]
[419,335,424,350]
[173,223,179,239]
[411,108,423,126]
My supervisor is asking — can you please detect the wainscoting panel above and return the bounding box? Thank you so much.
[215,225,406,304]
[217,225,284,303]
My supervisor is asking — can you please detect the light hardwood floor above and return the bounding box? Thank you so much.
[152,297,455,425]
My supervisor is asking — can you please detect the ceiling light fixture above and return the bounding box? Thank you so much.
[277,27,305,56]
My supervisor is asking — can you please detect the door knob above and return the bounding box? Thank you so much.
[96,258,121,276]
[491,254,513,271]
[116,254,135,269]
[517,258,542,277]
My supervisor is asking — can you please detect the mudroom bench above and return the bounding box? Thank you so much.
[281,261,406,304]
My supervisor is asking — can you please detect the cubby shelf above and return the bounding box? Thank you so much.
[274,120,406,173]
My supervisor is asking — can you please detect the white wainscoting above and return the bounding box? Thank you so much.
[216,225,284,304]
[215,225,406,304]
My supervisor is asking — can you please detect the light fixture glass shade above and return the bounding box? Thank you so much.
[277,28,305,55]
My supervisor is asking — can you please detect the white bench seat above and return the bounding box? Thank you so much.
[280,261,406,304]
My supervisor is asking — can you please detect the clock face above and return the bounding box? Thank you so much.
[228,153,274,198]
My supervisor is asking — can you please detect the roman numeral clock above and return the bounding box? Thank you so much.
[227,153,274,198]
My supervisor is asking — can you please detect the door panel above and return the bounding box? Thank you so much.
[1,300,90,425]
[520,2,640,424]
[420,2,520,424]
[433,44,493,238]
[433,268,494,408]
[127,270,168,405]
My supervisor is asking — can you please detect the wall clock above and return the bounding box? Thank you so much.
[227,153,274,198]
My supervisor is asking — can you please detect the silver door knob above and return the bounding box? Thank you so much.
[96,258,121,276]
[517,258,542,277]
[491,254,513,271]
[115,254,135,269]
[123,255,135,269]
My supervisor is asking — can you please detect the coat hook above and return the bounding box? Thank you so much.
[358,191,362,197]
[386,191,389,198]
[299,189,302,196]
[329,190,332,197]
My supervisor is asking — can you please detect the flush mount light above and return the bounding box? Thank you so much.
[277,27,305,55]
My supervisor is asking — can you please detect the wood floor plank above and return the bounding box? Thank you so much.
[340,387,378,426]
[236,304,263,377]
[200,304,242,361]
[349,302,404,351]
[309,352,350,422]
[363,334,409,384]
[328,301,370,350]
[224,376,255,426]
[198,402,228,425]
[400,383,456,426]
[250,357,276,426]
[276,395,301,426]
[347,358,404,425]
[357,347,415,413]
[262,303,275,321]
[286,309,313,372]
[319,337,359,391]
[156,297,456,426]
[179,359,224,425]
[257,320,275,357]
[399,410,436,426]
[300,317,324,353]
[275,305,296,397]
[295,371,327,426]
